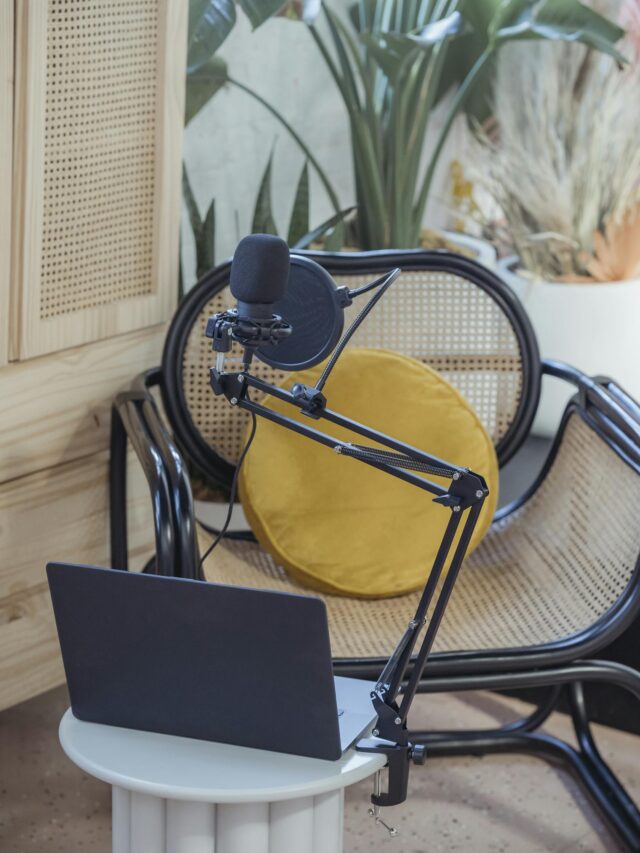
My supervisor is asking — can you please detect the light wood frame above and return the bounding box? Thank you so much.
[0,0,13,366]
[11,0,187,360]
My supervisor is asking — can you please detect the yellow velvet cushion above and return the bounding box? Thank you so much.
[239,348,498,598]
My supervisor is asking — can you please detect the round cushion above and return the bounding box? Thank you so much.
[239,349,499,598]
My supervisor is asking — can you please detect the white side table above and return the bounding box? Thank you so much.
[59,710,386,853]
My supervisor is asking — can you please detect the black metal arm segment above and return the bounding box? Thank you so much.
[210,365,489,808]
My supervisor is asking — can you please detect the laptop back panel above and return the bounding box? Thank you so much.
[47,563,344,760]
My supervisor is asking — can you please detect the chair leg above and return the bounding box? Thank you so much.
[412,684,562,744]
[408,664,640,851]
[424,728,639,851]
[568,681,640,839]
[109,405,129,570]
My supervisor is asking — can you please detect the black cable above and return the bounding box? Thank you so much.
[315,267,401,393]
[347,270,401,299]
[198,268,398,560]
[196,521,257,542]
[198,410,258,571]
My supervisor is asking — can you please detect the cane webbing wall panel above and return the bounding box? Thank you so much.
[11,0,186,359]
[0,0,13,366]
[182,271,523,464]
[201,413,640,659]
[40,0,159,319]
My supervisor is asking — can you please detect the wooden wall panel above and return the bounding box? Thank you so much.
[0,450,155,711]
[0,324,165,483]
[0,0,13,366]
[11,0,187,359]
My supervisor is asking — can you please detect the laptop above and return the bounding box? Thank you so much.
[47,562,377,761]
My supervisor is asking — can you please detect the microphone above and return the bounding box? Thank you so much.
[206,234,293,361]
[206,234,399,377]
[230,233,290,321]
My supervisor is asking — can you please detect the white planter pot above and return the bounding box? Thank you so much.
[442,231,497,270]
[498,256,640,437]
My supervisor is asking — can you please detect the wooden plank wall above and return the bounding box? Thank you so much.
[0,327,165,711]
[0,0,188,711]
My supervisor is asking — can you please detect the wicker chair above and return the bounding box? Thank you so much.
[110,250,640,850]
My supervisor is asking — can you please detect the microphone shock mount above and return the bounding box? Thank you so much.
[206,310,292,354]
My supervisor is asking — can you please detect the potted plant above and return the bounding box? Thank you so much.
[186,0,625,262]
[479,6,639,434]
[183,0,354,289]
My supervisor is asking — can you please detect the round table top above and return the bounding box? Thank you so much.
[59,710,386,803]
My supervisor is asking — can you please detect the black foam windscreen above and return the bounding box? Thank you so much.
[229,234,290,305]
[256,256,346,371]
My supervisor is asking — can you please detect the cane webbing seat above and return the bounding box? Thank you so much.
[200,411,640,659]
[165,252,540,490]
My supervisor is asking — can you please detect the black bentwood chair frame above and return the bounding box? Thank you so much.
[110,250,640,850]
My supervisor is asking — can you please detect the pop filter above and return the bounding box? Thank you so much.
[256,255,350,371]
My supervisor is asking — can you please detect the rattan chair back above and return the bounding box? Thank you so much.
[161,250,540,489]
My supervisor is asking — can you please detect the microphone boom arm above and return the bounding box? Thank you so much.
[210,364,489,810]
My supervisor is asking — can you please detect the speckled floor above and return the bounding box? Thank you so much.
[1,686,638,852]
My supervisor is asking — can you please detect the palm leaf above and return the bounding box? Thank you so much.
[490,0,627,66]
[185,56,228,125]
[187,0,236,72]
[239,0,288,28]
[383,10,467,49]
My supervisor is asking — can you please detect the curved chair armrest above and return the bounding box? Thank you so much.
[110,370,200,578]
[542,360,640,471]
[543,360,640,450]
[497,361,640,522]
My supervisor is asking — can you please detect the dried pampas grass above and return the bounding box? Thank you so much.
[479,22,640,282]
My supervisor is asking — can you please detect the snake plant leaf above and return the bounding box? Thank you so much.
[239,0,288,29]
[287,161,310,247]
[252,152,278,235]
[195,199,217,278]
[323,220,345,251]
[182,165,203,241]
[291,206,356,250]
[185,56,229,125]
[187,0,236,72]
[489,0,627,66]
